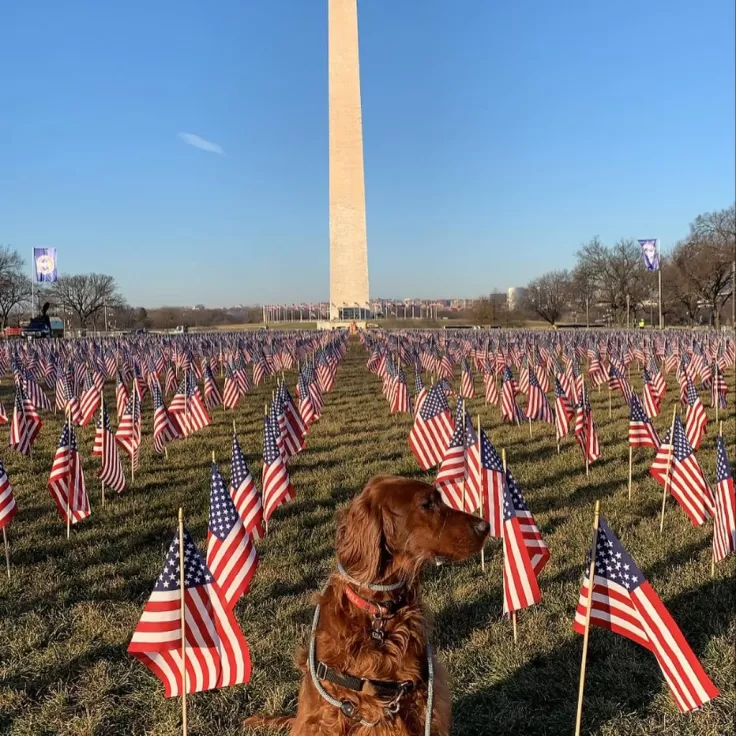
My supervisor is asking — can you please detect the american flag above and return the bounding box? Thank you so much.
[713,436,736,564]
[501,366,526,425]
[409,384,454,471]
[575,386,601,464]
[297,372,317,429]
[170,373,211,437]
[435,404,480,513]
[207,463,258,607]
[223,363,241,410]
[116,390,142,470]
[151,383,181,455]
[390,367,411,415]
[710,362,728,409]
[47,423,90,525]
[79,371,101,427]
[230,431,264,541]
[684,379,708,450]
[554,375,573,442]
[277,381,306,458]
[20,369,51,412]
[628,394,660,449]
[526,368,553,423]
[608,361,633,405]
[650,417,715,527]
[10,385,42,456]
[127,526,251,696]
[164,363,177,397]
[202,364,223,411]
[641,367,661,418]
[501,469,544,615]
[414,368,428,418]
[483,369,499,406]
[262,415,295,524]
[0,399,7,425]
[0,460,17,530]
[574,517,719,712]
[115,370,129,420]
[474,428,504,538]
[460,360,475,400]
[96,399,126,493]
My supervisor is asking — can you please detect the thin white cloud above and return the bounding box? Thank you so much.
[177,132,224,155]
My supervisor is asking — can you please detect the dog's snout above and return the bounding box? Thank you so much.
[473,518,490,538]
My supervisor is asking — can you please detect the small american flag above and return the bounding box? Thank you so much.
[526,368,553,424]
[262,416,295,524]
[554,375,572,441]
[628,394,660,449]
[684,379,708,450]
[0,460,17,530]
[435,404,480,513]
[207,463,258,607]
[574,517,719,712]
[202,364,223,410]
[474,428,504,538]
[10,385,42,457]
[230,431,264,541]
[96,399,126,494]
[47,423,90,525]
[650,417,715,527]
[409,384,454,471]
[127,526,252,696]
[713,436,736,564]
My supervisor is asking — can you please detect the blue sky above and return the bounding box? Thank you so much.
[2,0,734,308]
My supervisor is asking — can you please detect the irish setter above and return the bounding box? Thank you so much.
[245,474,489,735]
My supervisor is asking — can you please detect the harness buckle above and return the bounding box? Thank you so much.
[316,661,328,681]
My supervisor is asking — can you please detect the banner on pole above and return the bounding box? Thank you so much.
[638,239,659,271]
[33,248,58,282]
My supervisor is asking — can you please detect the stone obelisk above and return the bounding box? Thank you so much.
[328,0,369,322]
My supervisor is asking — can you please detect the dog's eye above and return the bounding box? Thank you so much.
[421,497,435,511]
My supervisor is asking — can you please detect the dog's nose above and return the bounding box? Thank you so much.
[473,518,490,538]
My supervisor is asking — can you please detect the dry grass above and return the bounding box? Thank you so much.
[0,339,733,735]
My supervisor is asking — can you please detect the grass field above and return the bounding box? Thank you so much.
[0,339,734,735]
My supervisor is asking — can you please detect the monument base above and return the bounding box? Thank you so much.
[316,320,366,331]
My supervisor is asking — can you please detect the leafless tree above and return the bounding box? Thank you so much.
[47,273,125,327]
[570,262,598,326]
[0,271,32,329]
[672,206,735,328]
[524,270,571,326]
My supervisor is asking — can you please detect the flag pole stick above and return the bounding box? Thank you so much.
[608,387,612,418]
[478,414,485,573]
[178,507,188,736]
[2,527,10,580]
[528,417,532,438]
[66,409,72,540]
[461,399,466,512]
[501,448,517,644]
[659,405,678,536]
[574,499,601,736]
[100,391,106,507]
[131,383,136,484]
[712,421,724,578]
[628,445,633,501]
[264,403,269,536]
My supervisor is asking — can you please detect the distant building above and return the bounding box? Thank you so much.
[507,287,527,311]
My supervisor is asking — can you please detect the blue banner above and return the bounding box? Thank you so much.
[33,247,58,282]
[638,239,659,271]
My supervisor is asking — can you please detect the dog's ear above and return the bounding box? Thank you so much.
[335,488,384,583]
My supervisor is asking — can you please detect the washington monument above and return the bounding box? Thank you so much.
[328,0,370,322]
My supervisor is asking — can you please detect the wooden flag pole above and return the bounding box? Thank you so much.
[574,499,601,736]
[478,414,486,573]
[178,507,188,736]
[131,383,136,484]
[233,419,237,435]
[3,527,10,580]
[608,387,612,418]
[715,385,719,425]
[264,404,269,536]
[501,448,517,644]
[659,405,678,536]
[627,445,633,501]
[711,422,724,578]
[528,416,532,438]
[66,409,72,540]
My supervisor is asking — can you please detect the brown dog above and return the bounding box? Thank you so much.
[245,475,489,735]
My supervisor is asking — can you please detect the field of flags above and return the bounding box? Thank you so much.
[0,327,733,735]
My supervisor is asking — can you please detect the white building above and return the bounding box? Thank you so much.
[507,287,527,311]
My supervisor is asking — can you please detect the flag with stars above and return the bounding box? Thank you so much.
[47,422,90,525]
[230,431,264,541]
[650,416,715,527]
[473,428,504,538]
[435,405,480,513]
[684,379,708,450]
[713,436,736,564]
[409,383,455,470]
[207,463,258,608]
[574,517,719,712]
[262,415,295,524]
[501,468,545,615]
[127,526,252,696]
[10,384,42,457]
[96,398,126,494]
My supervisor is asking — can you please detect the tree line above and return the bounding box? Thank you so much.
[521,205,735,328]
